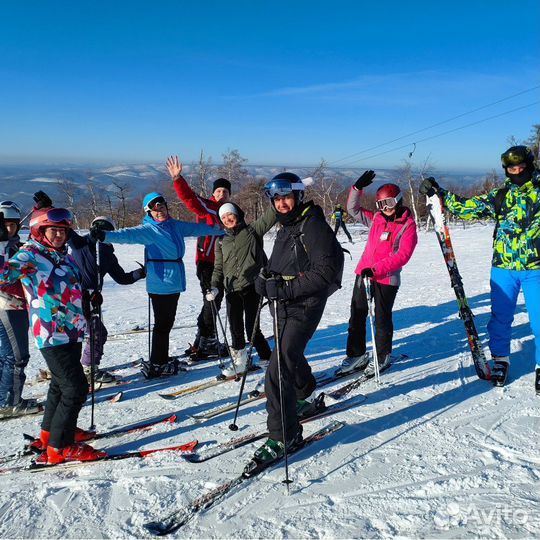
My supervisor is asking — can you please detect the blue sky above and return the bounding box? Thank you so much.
[0,0,538,171]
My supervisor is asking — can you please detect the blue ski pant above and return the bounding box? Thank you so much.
[487,267,540,368]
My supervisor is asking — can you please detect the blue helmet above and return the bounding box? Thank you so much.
[143,192,166,212]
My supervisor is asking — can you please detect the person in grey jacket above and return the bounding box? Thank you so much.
[206,202,276,376]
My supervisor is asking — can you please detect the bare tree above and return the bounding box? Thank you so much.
[189,149,214,197]
[216,149,249,192]
[56,176,81,228]
[111,181,130,228]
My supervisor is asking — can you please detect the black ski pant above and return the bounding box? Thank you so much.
[334,220,353,243]
[41,342,88,449]
[226,285,271,360]
[346,276,399,359]
[196,261,224,338]
[149,292,180,365]
[265,294,327,443]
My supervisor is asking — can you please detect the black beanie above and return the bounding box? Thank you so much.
[213,178,232,194]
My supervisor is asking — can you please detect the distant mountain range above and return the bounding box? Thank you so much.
[0,162,490,212]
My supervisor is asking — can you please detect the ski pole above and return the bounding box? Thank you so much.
[209,299,232,380]
[363,276,380,385]
[229,297,266,431]
[272,295,292,492]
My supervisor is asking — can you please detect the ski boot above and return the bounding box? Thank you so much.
[535,368,540,396]
[39,443,107,465]
[84,366,117,384]
[183,330,201,357]
[0,398,42,419]
[491,356,509,387]
[336,353,370,376]
[28,430,50,454]
[296,393,327,419]
[141,358,182,379]
[196,336,228,359]
[221,348,248,377]
[244,430,303,477]
[364,353,392,379]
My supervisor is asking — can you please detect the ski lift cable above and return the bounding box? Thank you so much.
[327,85,540,166]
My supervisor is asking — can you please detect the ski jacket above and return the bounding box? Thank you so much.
[212,205,276,293]
[104,217,223,295]
[68,231,144,291]
[268,202,344,300]
[0,239,86,349]
[0,235,27,310]
[173,174,224,265]
[347,187,418,286]
[443,175,540,271]
[331,209,348,222]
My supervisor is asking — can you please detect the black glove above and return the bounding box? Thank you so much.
[0,213,8,242]
[254,268,269,297]
[90,291,103,308]
[361,267,374,278]
[266,274,294,302]
[33,191,53,210]
[89,226,106,242]
[419,177,440,196]
[354,170,376,190]
[134,261,146,279]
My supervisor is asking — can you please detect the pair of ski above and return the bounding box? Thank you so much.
[0,414,195,474]
[144,420,345,535]
[190,354,403,423]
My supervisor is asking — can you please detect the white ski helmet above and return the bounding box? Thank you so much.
[0,200,22,221]
[91,216,116,231]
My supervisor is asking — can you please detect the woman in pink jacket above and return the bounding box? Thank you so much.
[340,171,418,376]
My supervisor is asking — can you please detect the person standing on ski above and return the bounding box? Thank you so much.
[251,172,344,466]
[420,145,540,391]
[339,171,417,376]
[206,201,276,376]
[90,192,223,379]
[331,204,354,243]
[0,206,105,464]
[0,200,37,419]
[166,155,231,359]
[69,216,146,384]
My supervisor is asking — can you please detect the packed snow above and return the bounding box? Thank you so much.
[0,223,538,539]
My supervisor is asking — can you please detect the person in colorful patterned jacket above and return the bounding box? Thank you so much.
[340,171,418,376]
[0,206,105,464]
[0,201,37,419]
[166,155,230,358]
[90,191,224,379]
[420,145,540,391]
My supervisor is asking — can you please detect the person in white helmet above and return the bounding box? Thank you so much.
[0,200,38,418]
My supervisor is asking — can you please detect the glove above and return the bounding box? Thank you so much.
[361,268,374,278]
[254,268,270,297]
[133,261,146,280]
[89,226,106,242]
[33,191,53,210]
[419,177,440,196]
[265,274,293,302]
[354,170,376,190]
[89,291,103,308]
[205,287,219,301]
[0,213,9,242]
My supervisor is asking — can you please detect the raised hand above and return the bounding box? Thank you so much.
[166,155,183,179]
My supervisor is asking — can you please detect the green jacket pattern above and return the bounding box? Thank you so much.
[211,206,277,293]
[443,174,540,270]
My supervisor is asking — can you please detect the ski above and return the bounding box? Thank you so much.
[426,192,491,380]
[189,359,385,422]
[107,323,196,339]
[0,440,198,476]
[327,353,408,400]
[1,414,179,464]
[144,421,345,535]
[158,365,261,401]
[185,394,366,463]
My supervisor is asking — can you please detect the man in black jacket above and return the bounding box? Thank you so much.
[252,173,344,466]
[69,216,145,383]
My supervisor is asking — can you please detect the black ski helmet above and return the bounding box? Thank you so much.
[263,172,305,206]
[500,145,535,169]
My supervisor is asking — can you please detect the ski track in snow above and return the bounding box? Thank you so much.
[0,224,538,539]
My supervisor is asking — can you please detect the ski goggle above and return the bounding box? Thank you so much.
[501,149,530,167]
[146,197,167,211]
[46,207,73,224]
[375,195,402,211]
[263,179,305,199]
[0,200,21,212]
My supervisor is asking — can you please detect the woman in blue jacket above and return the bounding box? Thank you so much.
[92,192,223,378]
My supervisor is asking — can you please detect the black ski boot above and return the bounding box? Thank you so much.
[535,368,540,396]
[296,393,327,419]
[491,356,510,387]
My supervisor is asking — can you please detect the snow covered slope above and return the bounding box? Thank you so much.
[0,224,537,539]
